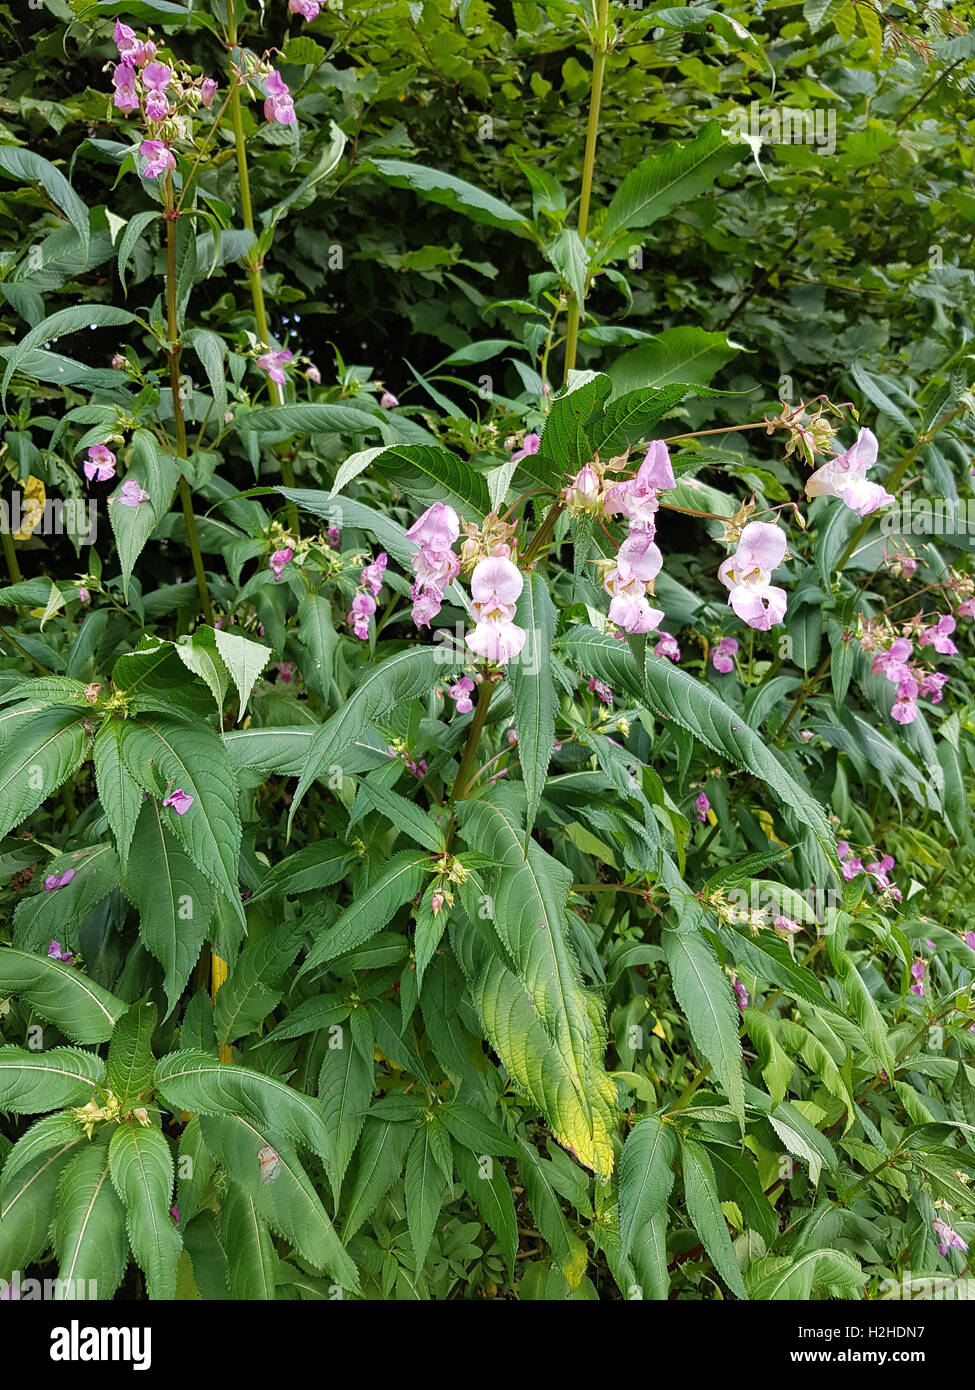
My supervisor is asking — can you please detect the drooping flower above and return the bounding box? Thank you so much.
[588,677,613,706]
[957,598,975,619]
[964,930,975,952]
[604,441,674,524]
[289,0,321,18]
[563,464,601,514]
[932,1217,969,1258]
[606,584,664,635]
[139,140,176,180]
[360,552,388,597]
[430,890,444,916]
[171,1205,181,1224]
[276,662,295,683]
[695,791,710,823]
[48,940,74,964]
[836,842,864,882]
[910,959,926,997]
[918,614,958,657]
[804,428,894,516]
[717,521,788,630]
[163,789,194,815]
[256,349,293,388]
[710,636,739,674]
[406,501,460,628]
[872,636,913,683]
[448,676,476,714]
[380,390,399,409]
[200,77,218,108]
[118,479,149,508]
[773,914,801,935]
[44,868,75,892]
[918,671,948,703]
[326,525,341,548]
[112,63,139,115]
[466,555,527,665]
[654,632,680,662]
[142,63,172,122]
[84,445,116,482]
[733,978,749,1012]
[306,362,321,384]
[263,70,296,125]
[348,590,376,640]
[269,547,293,582]
[511,431,540,463]
[77,587,91,604]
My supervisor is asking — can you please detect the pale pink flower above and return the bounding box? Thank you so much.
[588,677,612,705]
[112,64,139,114]
[511,432,540,462]
[326,525,341,547]
[142,62,172,91]
[348,590,376,640]
[360,552,388,597]
[48,939,74,963]
[263,70,296,125]
[695,791,710,822]
[269,547,293,582]
[77,587,91,604]
[932,1218,968,1258]
[380,390,399,409]
[466,555,527,665]
[289,0,321,17]
[717,521,788,630]
[654,632,680,662]
[604,441,674,524]
[163,788,194,815]
[200,77,218,108]
[306,362,321,384]
[710,636,738,674]
[805,428,893,516]
[448,676,475,714]
[406,502,460,628]
[918,614,958,656]
[44,869,75,892]
[140,140,176,180]
[84,445,116,482]
[119,479,149,507]
[257,349,293,388]
[563,464,601,513]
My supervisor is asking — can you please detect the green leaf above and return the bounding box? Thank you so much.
[364,159,533,236]
[0,1136,81,1281]
[106,1001,157,1112]
[54,1140,129,1299]
[590,383,718,458]
[0,1045,104,1113]
[318,1025,373,1203]
[746,1247,866,1299]
[108,1122,181,1299]
[356,777,444,853]
[117,715,243,927]
[116,210,159,296]
[250,841,353,903]
[440,1101,519,1158]
[0,147,90,256]
[0,947,127,1045]
[663,929,745,1123]
[509,572,558,836]
[2,304,138,405]
[607,327,740,396]
[185,327,227,419]
[681,1138,748,1299]
[0,706,89,840]
[357,443,491,522]
[289,646,441,830]
[546,228,588,306]
[454,1144,517,1278]
[212,627,272,724]
[618,1115,678,1259]
[200,1114,358,1290]
[219,1183,278,1299]
[109,431,181,601]
[601,122,740,242]
[122,799,214,1016]
[214,921,306,1047]
[93,718,144,864]
[342,1117,413,1239]
[742,1008,793,1106]
[173,628,231,720]
[515,1137,588,1288]
[153,1050,332,1163]
[296,593,339,701]
[236,402,381,438]
[405,1124,450,1272]
[298,851,430,977]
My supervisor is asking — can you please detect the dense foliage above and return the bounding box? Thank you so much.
[1,0,975,1303]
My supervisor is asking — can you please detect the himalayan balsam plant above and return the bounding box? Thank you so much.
[0,0,973,1305]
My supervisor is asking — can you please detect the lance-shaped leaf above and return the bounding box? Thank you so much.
[93,719,143,864]
[117,715,244,927]
[297,851,430,978]
[601,121,740,242]
[558,626,837,867]
[200,1113,359,1291]
[214,920,306,1048]
[122,799,214,1015]
[0,1111,81,1202]
[405,1124,450,1273]
[618,1115,678,1259]
[0,148,90,256]
[289,646,441,830]
[454,1144,517,1278]
[363,159,534,236]
[153,1050,332,1163]
[681,1138,748,1300]
[515,1137,588,1288]
[343,443,490,522]
[13,843,119,956]
[0,1045,105,1113]
[0,947,127,1045]
[2,304,136,404]
[318,1027,374,1205]
[220,1183,278,1300]
[663,928,744,1123]
[0,1138,81,1281]
[106,1001,157,1113]
[342,1116,414,1240]
[108,1122,181,1300]
[508,572,558,836]
[0,706,88,840]
[54,1140,129,1299]
[212,627,272,723]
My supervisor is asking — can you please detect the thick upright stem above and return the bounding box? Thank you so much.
[226,0,299,532]
[1,527,21,585]
[164,176,215,626]
[563,0,610,379]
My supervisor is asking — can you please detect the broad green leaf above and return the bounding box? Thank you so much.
[12,843,119,955]
[2,303,137,404]
[342,1117,413,1239]
[250,841,353,902]
[0,1139,81,1282]
[214,920,306,1047]
[0,1045,105,1113]
[153,1050,332,1163]
[602,122,740,242]
[0,1111,81,1202]
[618,1115,678,1259]
[454,1144,517,1278]
[174,628,231,720]
[220,1183,278,1300]
[122,799,214,1015]
[747,1248,866,1300]
[54,1140,129,1299]
[0,147,90,256]
[236,402,381,438]
[405,1124,450,1272]
[509,572,558,836]
[296,593,339,701]
[298,851,430,977]
[607,327,740,395]
[0,706,88,840]
[212,627,272,723]
[355,777,444,853]
[106,1001,157,1112]
[440,1101,519,1158]
[318,1027,373,1203]
[108,1122,181,1300]
[0,947,127,1045]
[364,159,533,236]
[515,1137,588,1289]
[663,929,744,1123]
[681,1139,748,1299]
[93,719,144,864]
[346,443,490,522]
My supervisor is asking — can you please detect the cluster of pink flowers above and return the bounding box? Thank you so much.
[110,23,218,180]
[837,842,903,901]
[710,636,739,674]
[718,521,789,631]
[348,552,387,640]
[405,502,460,627]
[805,428,893,516]
[447,676,475,714]
[599,443,674,635]
[257,348,293,388]
[865,628,950,725]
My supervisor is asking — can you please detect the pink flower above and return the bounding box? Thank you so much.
[406,502,460,628]
[361,552,388,597]
[163,789,194,815]
[733,979,749,1012]
[910,959,926,997]
[837,842,864,881]
[47,940,74,963]
[326,525,341,547]
[965,931,975,952]
[932,1218,968,1258]
[466,556,527,665]
[918,671,948,703]
[607,586,664,635]
[118,479,149,507]
[588,677,613,705]
[919,615,958,656]
[431,890,444,916]
[615,527,663,585]
[171,1205,181,1224]
[145,91,169,121]
[263,70,296,125]
[77,587,91,604]
[695,791,710,822]
[717,521,788,630]
[348,590,376,640]
[604,442,674,526]
[142,62,172,91]
[710,636,739,674]
[865,854,895,888]
[511,432,540,462]
[44,868,75,892]
[957,599,975,619]
[140,140,176,180]
[84,445,116,482]
[200,77,218,108]
[113,20,141,58]
[380,390,399,409]
[506,728,518,746]
[269,547,293,582]
[276,662,295,683]
[448,676,476,714]
[872,637,912,684]
[289,0,320,17]
[805,428,894,516]
[407,501,460,552]
[112,64,139,115]
[654,632,680,662]
[306,363,321,385]
[773,915,801,935]
[256,349,293,388]
[563,464,601,513]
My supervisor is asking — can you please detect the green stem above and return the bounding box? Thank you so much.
[164,174,215,627]
[226,0,300,534]
[1,527,21,585]
[562,0,610,380]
